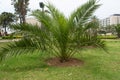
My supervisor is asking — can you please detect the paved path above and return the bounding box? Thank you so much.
[0,39,20,42]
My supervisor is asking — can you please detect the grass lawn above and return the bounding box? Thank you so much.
[0,40,120,80]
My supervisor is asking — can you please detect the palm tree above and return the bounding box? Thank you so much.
[11,0,29,24]
[0,0,105,62]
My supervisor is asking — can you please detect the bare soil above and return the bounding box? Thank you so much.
[46,57,84,67]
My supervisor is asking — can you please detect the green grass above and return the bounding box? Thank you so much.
[0,40,120,80]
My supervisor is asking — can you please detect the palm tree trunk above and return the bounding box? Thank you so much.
[22,15,26,24]
[19,16,22,24]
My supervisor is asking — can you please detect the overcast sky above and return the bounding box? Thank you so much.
[0,0,120,19]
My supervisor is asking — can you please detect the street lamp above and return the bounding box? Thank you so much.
[39,2,45,12]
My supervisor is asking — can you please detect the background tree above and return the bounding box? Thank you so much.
[114,24,120,38]
[0,12,15,35]
[105,25,116,34]
[11,0,29,24]
[86,16,100,36]
[0,0,105,62]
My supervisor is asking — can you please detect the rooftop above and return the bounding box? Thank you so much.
[112,14,120,16]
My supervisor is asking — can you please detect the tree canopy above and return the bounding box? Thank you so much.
[0,12,15,33]
[11,0,29,24]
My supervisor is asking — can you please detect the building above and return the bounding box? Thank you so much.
[110,14,120,25]
[100,18,110,27]
[100,14,120,27]
[26,17,41,26]
[0,17,41,34]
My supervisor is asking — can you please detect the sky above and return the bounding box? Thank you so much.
[0,0,120,19]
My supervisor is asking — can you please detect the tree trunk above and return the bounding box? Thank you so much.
[19,16,22,24]
[22,15,26,24]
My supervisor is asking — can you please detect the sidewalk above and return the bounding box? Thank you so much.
[0,39,20,42]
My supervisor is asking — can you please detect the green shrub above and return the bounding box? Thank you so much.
[2,36,12,39]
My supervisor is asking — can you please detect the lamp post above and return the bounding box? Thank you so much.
[39,2,46,50]
[39,2,45,29]
[39,2,45,12]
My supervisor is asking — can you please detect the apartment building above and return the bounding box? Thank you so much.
[100,18,110,27]
[100,14,120,27]
[110,14,120,25]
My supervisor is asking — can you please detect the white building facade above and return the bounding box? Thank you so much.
[100,14,120,27]
[26,17,41,26]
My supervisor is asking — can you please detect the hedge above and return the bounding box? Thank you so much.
[2,36,22,39]
[98,35,117,39]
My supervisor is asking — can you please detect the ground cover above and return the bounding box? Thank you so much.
[0,40,120,80]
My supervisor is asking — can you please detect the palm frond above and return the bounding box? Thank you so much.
[69,0,101,27]
[32,10,54,31]
[0,37,43,61]
[11,24,43,36]
[78,34,106,49]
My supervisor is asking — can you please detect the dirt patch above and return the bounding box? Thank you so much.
[46,57,84,67]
